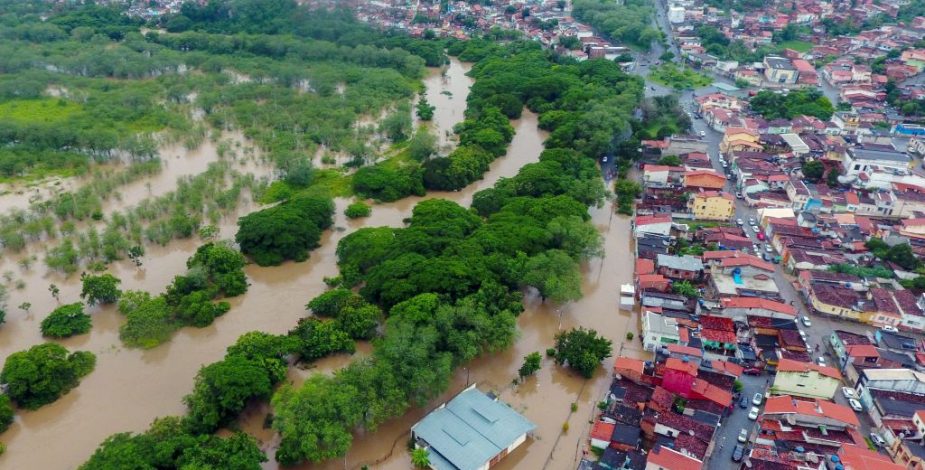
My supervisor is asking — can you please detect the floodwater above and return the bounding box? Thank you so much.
[415,57,474,150]
[0,58,642,470]
[0,134,242,216]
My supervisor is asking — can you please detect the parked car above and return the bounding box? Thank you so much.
[765,244,773,253]
[748,406,760,420]
[842,387,857,399]
[738,428,749,443]
[752,393,763,406]
[732,444,745,462]
[748,217,756,225]
[699,130,706,137]
[751,225,760,233]
[743,367,762,375]
[806,344,813,354]
[756,232,766,240]
[798,329,806,340]
[801,316,812,327]
[870,432,886,447]
[882,325,898,333]
[816,357,827,367]
[849,399,863,412]
[762,253,771,262]
[739,394,749,409]
[735,192,743,199]
[736,218,744,226]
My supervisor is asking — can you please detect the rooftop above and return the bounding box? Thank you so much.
[412,386,536,470]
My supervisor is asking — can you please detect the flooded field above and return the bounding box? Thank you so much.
[0,58,643,470]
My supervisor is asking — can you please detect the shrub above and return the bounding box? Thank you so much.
[41,303,92,338]
[626,332,634,340]
[344,202,371,219]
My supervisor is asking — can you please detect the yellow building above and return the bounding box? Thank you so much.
[719,127,760,154]
[688,191,735,221]
[806,283,865,322]
[771,358,842,400]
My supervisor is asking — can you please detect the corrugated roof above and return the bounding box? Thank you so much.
[412,386,535,470]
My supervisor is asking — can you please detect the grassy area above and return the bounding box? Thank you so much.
[260,168,353,204]
[0,99,83,124]
[648,64,713,90]
[778,40,813,53]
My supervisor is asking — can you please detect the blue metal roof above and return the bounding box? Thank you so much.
[412,386,536,470]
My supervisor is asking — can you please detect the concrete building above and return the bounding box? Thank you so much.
[763,56,799,84]
[411,385,535,470]
[643,311,681,352]
[687,190,734,221]
[844,145,911,177]
[667,6,685,23]
[772,358,842,400]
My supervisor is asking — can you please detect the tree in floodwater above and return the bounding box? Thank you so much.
[416,95,435,121]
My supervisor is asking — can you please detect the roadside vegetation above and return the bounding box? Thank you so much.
[648,63,713,90]
[572,0,660,50]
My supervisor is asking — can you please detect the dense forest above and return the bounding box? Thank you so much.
[571,0,661,50]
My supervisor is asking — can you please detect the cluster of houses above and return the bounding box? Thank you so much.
[666,0,925,120]
[579,339,911,469]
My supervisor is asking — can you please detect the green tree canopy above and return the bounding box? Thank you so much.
[553,327,612,378]
[80,273,122,306]
[1,343,96,409]
[41,302,92,338]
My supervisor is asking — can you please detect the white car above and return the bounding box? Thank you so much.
[765,245,773,253]
[870,432,886,447]
[752,393,763,406]
[842,387,857,399]
[736,218,744,226]
[848,399,863,412]
[798,329,807,339]
[882,325,898,333]
[699,130,706,137]
[738,428,749,443]
[801,316,812,327]
[748,406,760,420]
[816,357,827,367]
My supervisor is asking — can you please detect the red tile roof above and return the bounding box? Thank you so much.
[721,297,797,316]
[720,254,776,272]
[666,344,702,357]
[776,358,842,380]
[635,214,672,226]
[763,395,859,427]
[636,258,655,275]
[690,379,733,408]
[646,445,703,470]
[590,420,615,442]
[665,357,699,376]
[837,444,906,470]
[613,356,645,377]
[845,344,879,359]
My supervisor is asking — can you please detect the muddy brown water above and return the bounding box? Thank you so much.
[0,59,643,470]
[413,57,474,151]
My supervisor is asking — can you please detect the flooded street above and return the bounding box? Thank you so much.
[0,57,642,470]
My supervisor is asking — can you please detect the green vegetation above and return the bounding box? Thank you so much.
[344,201,372,218]
[80,273,122,306]
[615,179,642,215]
[777,40,813,53]
[572,0,660,50]
[648,63,713,90]
[672,280,700,298]
[119,242,248,348]
[518,351,543,379]
[80,417,266,470]
[552,327,613,378]
[802,160,824,182]
[866,238,921,271]
[235,196,335,266]
[828,263,894,279]
[0,394,13,434]
[411,448,431,468]
[1,343,96,410]
[40,303,92,338]
[749,89,834,121]
[638,96,692,140]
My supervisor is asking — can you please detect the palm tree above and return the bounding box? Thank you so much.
[411,447,431,468]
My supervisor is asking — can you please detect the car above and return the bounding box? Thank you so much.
[739,394,749,409]
[732,444,745,462]
[721,161,729,168]
[772,256,781,264]
[748,406,760,420]
[752,393,763,406]
[765,244,773,253]
[882,325,898,333]
[842,387,857,399]
[816,357,827,367]
[736,218,744,226]
[756,232,766,240]
[602,156,608,163]
[699,130,706,137]
[806,344,814,354]
[751,225,760,233]
[870,432,886,447]
[849,399,863,412]
[753,245,761,255]
[743,367,762,375]
[735,192,744,199]
[798,329,806,339]
[748,217,756,224]
[762,253,771,261]
[737,428,749,443]
[801,316,812,327]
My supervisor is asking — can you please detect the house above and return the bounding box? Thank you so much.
[642,164,684,188]
[719,127,761,154]
[687,190,734,221]
[644,444,702,470]
[763,56,799,84]
[410,385,535,470]
[683,170,726,190]
[844,145,911,178]
[772,358,842,399]
[634,214,673,238]
[720,296,797,319]
[642,311,680,352]
[763,395,860,429]
[837,444,907,470]
[656,254,704,281]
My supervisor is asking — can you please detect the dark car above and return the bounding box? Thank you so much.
[743,367,762,376]
[732,444,745,462]
[739,394,749,409]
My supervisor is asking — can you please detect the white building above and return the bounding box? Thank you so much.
[668,6,685,23]
[642,310,680,351]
